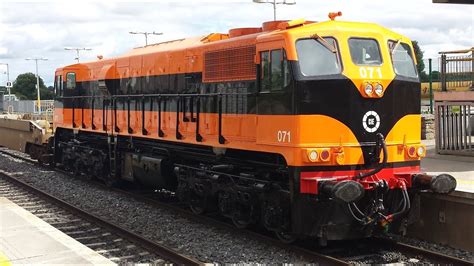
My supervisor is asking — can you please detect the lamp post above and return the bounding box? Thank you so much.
[64,47,92,63]
[129,31,163,46]
[253,0,296,21]
[0,63,10,97]
[25,57,48,114]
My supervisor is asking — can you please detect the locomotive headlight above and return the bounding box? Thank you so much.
[364,83,374,96]
[308,150,319,162]
[374,83,383,96]
[417,146,426,157]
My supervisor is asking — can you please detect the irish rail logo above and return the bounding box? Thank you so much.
[362,111,380,133]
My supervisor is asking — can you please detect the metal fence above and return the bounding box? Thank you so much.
[1,100,54,121]
[435,92,474,156]
[439,47,474,91]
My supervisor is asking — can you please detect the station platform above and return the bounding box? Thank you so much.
[421,139,474,193]
[0,197,114,265]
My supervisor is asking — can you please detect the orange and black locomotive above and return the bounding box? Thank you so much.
[50,14,456,243]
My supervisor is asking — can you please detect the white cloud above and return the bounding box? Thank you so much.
[0,0,472,85]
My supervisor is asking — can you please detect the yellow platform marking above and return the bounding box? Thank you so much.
[0,250,11,266]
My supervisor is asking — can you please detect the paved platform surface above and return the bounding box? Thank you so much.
[421,139,474,193]
[0,197,115,265]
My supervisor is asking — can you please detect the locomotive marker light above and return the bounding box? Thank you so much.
[320,149,331,162]
[252,0,296,21]
[308,150,318,162]
[406,145,426,158]
[417,146,426,157]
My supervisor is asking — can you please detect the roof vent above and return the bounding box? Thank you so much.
[228,27,262,38]
[278,19,317,30]
[262,20,288,31]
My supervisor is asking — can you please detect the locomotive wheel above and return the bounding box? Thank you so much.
[275,230,297,244]
[105,176,120,188]
[189,194,207,215]
[232,211,251,229]
[217,191,232,216]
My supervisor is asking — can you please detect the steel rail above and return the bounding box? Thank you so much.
[373,237,473,265]
[0,169,201,265]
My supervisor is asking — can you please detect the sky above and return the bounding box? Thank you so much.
[0,0,472,86]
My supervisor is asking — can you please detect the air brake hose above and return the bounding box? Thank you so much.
[388,187,411,221]
[357,133,388,179]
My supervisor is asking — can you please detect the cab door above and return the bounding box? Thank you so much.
[256,41,294,145]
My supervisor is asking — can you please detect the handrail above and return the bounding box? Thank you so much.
[57,91,257,144]
[57,91,257,100]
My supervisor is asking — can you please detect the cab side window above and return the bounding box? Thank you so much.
[260,49,290,92]
[261,51,270,92]
[55,75,63,96]
[66,72,76,90]
[271,49,282,91]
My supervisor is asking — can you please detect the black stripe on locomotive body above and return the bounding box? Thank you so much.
[57,73,261,115]
[291,61,421,164]
[57,72,295,116]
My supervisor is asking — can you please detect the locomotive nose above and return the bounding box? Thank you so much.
[412,173,457,194]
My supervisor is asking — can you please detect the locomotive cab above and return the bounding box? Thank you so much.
[255,19,456,242]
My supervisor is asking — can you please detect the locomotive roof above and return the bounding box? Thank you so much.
[57,19,407,72]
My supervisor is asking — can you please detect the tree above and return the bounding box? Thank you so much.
[431,70,440,81]
[11,72,53,100]
[412,41,428,82]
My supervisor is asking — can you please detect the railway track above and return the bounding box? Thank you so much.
[0,168,201,265]
[1,147,472,265]
[377,238,473,265]
[320,236,473,264]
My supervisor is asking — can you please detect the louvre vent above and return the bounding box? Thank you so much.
[203,46,256,83]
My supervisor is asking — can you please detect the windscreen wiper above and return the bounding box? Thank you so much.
[311,34,337,53]
[390,39,401,55]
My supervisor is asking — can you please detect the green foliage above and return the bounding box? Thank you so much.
[431,70,440,81]
[11,72,54,100]
[412,41,427,81]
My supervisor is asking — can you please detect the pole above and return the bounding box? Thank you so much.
[0,63,9,97]
[441,54,447,91]
[5,64,10,98]
[35,59,41,114]
[64,48,91,63]
[429,59,433,114]
[273,0,276,21]
[129,32,162,47]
